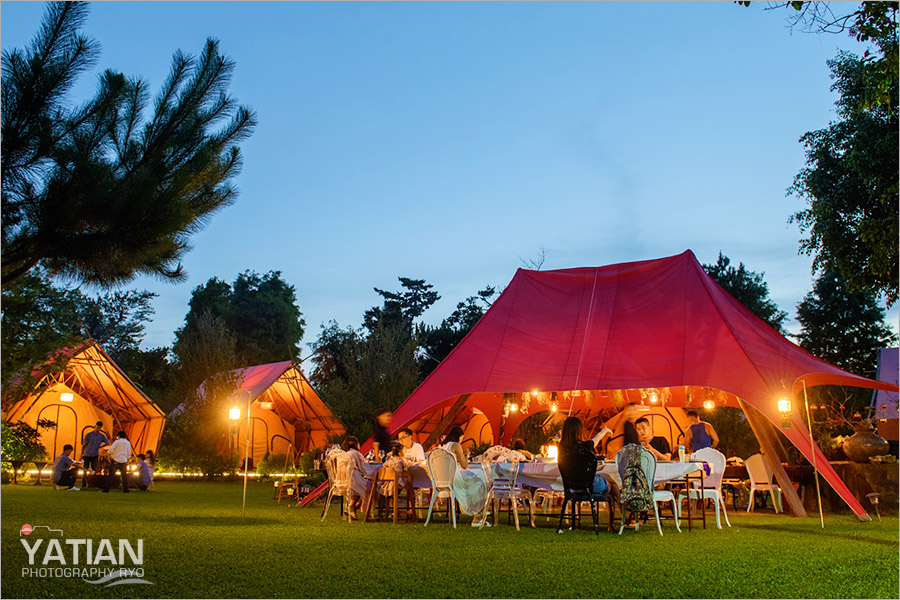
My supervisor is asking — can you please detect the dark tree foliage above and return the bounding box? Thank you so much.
[1,270,84,391]
[1,269,157,393]
[702,253,788,333]
[739,1,898,109]
[113,346,177,413]
[308,321,361,388]
[795,268,896,377]
[419,286,497,378]
[1,419,57,466]
[795,267,896,436]
[79,290,156,356]
[230,271,305,364]
[363,277,440,333]
[1,2,256,288]
[789,53,898,305]
[173,270,305,367]
[310,278,495,438]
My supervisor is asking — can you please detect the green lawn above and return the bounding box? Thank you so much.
[1,480,897,599]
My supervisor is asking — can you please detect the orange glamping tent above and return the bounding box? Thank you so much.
[3,342,166,458]
[215,361,345,464]
[385,250,898,519]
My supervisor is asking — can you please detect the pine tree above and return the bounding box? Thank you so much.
[1,2,256,288]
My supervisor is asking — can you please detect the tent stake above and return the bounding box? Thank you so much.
[802,380,825,528]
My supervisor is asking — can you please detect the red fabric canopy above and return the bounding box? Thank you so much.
[389,250,897,517]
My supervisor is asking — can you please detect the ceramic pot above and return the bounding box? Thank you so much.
[842,423,889,463]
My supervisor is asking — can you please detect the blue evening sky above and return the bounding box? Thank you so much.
[3,1,895,358]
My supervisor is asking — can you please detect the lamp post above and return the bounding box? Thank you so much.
[228,393,252,519]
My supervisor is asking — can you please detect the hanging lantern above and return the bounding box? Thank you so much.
[777,397,791,429]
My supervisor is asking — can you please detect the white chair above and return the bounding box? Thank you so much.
[676,448,732,529]
[424,448,459,528]
[745,453,782,513]
[533,488,565,521]
[616,445,681,536]
[321,450,354,522]
[478,460,535,530]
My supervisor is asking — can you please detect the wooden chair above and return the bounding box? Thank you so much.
[364,466,417,524]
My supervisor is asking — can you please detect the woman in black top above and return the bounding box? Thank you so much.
[558,417,615,497]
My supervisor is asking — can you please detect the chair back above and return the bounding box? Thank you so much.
[325,450,352,491]
[426,447,457,490]
[559,448,596,494]
[615,444,657,483]
[692,447,726,489]
[488,458,521,495]
[615,444,656,513]
[745,453,774,485]
[639,446,657,483]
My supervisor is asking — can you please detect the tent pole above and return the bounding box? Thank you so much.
[421,394,471,450]
[803,380,825,528]
[242,390,251,520]
[738,398,807,517]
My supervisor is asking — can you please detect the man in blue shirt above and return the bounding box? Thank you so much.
[81,421,109,487]
[134,454,152,491]
[51,444,83,490]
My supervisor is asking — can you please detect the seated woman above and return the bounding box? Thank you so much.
[342,436,371,519]
[438,426,489,525]
[558,417,619,503]
[511,439,534,461]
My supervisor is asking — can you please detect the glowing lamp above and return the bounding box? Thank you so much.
[258,401,274,410]
[229,406,241,421]
[509,403,519,413]
[777,397,791,429]
[531,390,539,397]
[60,392,74,403]
[551,403,558,413]
[547,444,558,461]
[702,399,715,410]
[649,393,658,404]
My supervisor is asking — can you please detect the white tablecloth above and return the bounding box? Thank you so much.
[491,461,702,492]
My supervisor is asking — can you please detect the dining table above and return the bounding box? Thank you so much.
[491,459,708,530]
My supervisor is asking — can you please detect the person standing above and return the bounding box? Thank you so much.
[371,409,393,462]
[145,449,156,491]
[51,444,83,490]
[621,402,642,446]
[103,431,132,493]
[685,410,719,452]
[81,421,109,487]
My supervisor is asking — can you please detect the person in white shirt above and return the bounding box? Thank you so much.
[397,428,425,462]
[103,431,133,493]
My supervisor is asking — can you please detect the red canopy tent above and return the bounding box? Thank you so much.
[386,250,897,518]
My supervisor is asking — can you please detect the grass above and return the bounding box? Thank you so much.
[1,480,898,599]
